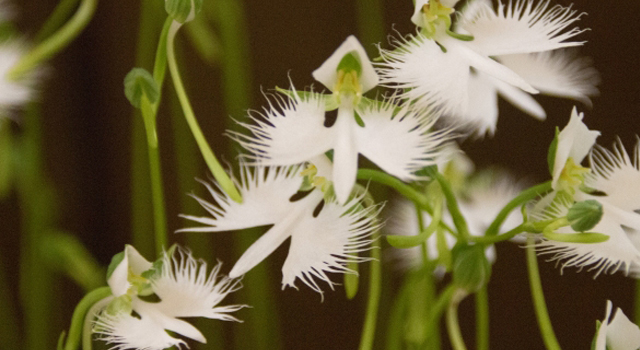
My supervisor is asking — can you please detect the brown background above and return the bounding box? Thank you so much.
[2,0,640,349]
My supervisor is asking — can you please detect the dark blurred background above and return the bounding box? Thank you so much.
[2,0,639,349]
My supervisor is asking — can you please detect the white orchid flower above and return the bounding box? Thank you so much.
[378,0,588,135]
[232,35,452,204]
[594,301,640,350]
[178,162,382,296]
[95,245,245,350]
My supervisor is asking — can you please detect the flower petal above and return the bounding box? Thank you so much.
[499,51,600,106]
[594,300,612,350]
[134,299,206,344]
[107,245,153,297]
[312,35,379,93]
[152,249,246,321]
[459,0,586,56]
[493,76,546,120]
[281,195,381,294]
[178,165,302,232]
[458,72,500,135]
[587,140,640,213]
[552,107,599,188]
[231,89,335,165]
[378,33,471,115]
[94,312,186,350]
[332,106,360,204]
[355,101,452,178]
[608,307,640,350]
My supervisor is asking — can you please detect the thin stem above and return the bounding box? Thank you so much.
[486,182,552,237]
[469,224,527,244]
[81,297,111,350]
[359,232,382,350]
[62,287,111,350]
[526,236,561,350]
[432,171,470,241]
[8,0,97,80]
[475,286,489,350]
[35,0,80,42]
[166,21,242,203]
[426,284,456,343]
[446,290,467,350]
[355,0,385,56]
[635,280,640,325]
[387,201,441,248]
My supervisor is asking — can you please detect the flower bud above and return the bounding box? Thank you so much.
[567,199,603,232]
[165,0,203,23]
[452,244,491,293]
[124,68,159,109]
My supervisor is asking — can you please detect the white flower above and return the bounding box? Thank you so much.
[178,163,382,295]
[232,36,452,204]
[378,0,588,135]
[0,41,38,110]
[594,301,640,350]
[95,245,245,350]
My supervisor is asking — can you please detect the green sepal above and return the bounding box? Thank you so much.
[165,0,203,23]
[452,244,491,293]
[275,87,339,111]
[387,234,426,249]
[591,319,602,350]
[106,251,125,280]
[336,51,363,76]
[124,68,160,109]
[568,200,603,232]
[57,331,66,350]
[354,111,365,127]
[446,29,474,41]
[543,231,609,244]
[344,260,359,299]
[547,127,560,175]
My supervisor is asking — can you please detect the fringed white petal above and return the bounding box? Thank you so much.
[178,165,303,232]
[281,194,381,295]
[457,72,500,136]
[152,249,245,321]
[535,202,640,277]
[499,51,600,105]
[94,312,186,350]
[312,35,379,93]
[459,0,586,56]
[378,33,470,115]
[355,100,453,178]
[551,107,599,189]
[607,307,640,350]
[133,300,206,344]
[332,106,359,204]
[231,90,335,165]
[587,141,640,213]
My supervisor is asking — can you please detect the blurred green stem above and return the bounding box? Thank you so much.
[476,286,489,350]
[486,182,551,237]
[35,0,80,42]
[61,287,111,350]
[359,231,382,350]
[9,0,97,80]
[355,0,385,55]
[446,290,467,350]
[526,236,561,350]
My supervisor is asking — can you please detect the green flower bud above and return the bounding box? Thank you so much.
[165,0,203,23]
[568,199,603,232]
[124,68,159,109]
[452,244,491,293]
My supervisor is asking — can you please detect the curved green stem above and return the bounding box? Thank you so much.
[432,171,470,241]
[62,287,112,350]
[81,296,111,350]
[387,201,441,248]
[526,236,561,350]
[35,0,80,42]
[426,284,456,343]
[470,224,528,244]
[446,290,468,350]
[8,0,97,80]
[475,286,489,350]
[486,182,552,237]
[359,232,382,350]
[166,20,242,203]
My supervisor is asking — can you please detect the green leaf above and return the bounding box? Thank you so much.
[106,251,125,280]
[336,51,363,76]
[165,0,203,23]
[452,244,491,293]
[547,127,560,175]
[591,320,602,350]
[568,200,603,232]
[124,68,160,109]
[57,331,66,350]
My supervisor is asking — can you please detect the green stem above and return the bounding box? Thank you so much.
[486,182,552,237]
[62,287,111,350]
[475,286,489,350]
[427,284,456,342]
[470,224,527,244]
[35,0,80,42]
[387,201,441,248]
[359,232,382,350]
[81,297,111,350]
[432,171,470,241]
[355,0,385,56]
[446,290,467,350]
[8,0,97,80]
[526,236,561,350]
[166,20,242,203]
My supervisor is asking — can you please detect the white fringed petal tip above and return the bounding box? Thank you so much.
[595,300,640,350]
[312,35,379,93]
[551,107,600,189]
